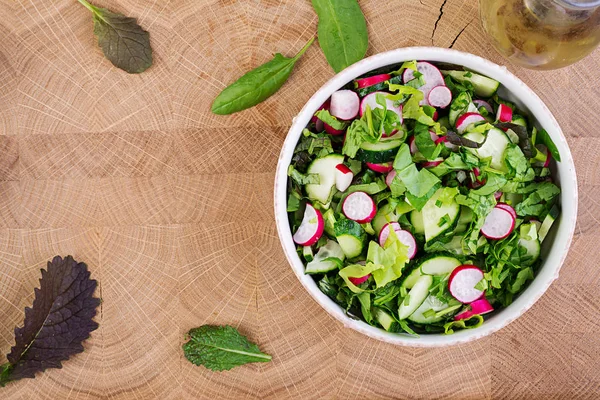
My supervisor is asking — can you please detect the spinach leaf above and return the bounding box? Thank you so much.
[183,325,271,371]
[1,256,100,387]
[78,0,152,73]
[312,0,368,73]
[212,38,314,115]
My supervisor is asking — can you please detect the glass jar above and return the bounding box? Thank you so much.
[479,0,600,69]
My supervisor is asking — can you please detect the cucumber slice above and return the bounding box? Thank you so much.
[398,275,433,320]
[401,267,423,289]
[303,246,314,262]
[374,308,397,332]
[538,206,559,242]
[419,254,461,275]
[323,208,337,237]
[372,203,399,234]
[334,219,366,258]
[464,128,511,172]
[512,115,527,128]
[455,207,473,234]
[518,237,540,266]
[443,70,500,98]
[305,240,345,274]
[421,189,460,242]
[408,295,450,324]
[355,139,403,164]
[410,210,425,235]
[306,154,345,204]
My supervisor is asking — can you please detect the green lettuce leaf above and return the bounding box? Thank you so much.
[504,144,535,182]
[339,263,383,293]
[367,230,409,288]
[444,314,484,334]
[315,109,349,131]
[415,123,442,160]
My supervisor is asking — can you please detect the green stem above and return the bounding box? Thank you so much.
[77,0,97,14]
[293,36,316,61]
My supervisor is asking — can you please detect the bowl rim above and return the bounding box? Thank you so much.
[274,47,578,347]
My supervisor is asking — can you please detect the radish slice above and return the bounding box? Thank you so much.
[385,170,397,187]
[311,99,330,124]
[473,100,493,114]
[470,298,494,315]
[432,110,439,121]
[330,90,360,121]
[356,74,391,89]
[428,85,452,108]
[315,118,324,132]
[496,202,517,220]
[454,310,475,321]
[379,223,418,259]
[335,164,353,192]
[402,61,445,106]
[533,144,551,168]
[456,112,486,134]
[366,162,393,173]
[360,92,403,133]
[409,136,418,155]
[448,265,485,303]
[481,206,515,240]
[494,191,503,201]
[349,274,370,286]
[423,159,443,168]
[325,123,345,135]
[293,204,324,246]
[342,192,376,223]
[496,104,513,123]
[435,135,458,151]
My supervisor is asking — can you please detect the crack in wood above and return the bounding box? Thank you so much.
[431,0,448,45]
[449,19,473,49]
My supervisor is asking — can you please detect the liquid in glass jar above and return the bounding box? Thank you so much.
[480,0,600,69]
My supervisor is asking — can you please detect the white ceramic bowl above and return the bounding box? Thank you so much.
[274,47,577,347]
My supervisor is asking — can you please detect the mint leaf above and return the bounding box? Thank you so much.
[1,256,100,387]
[183,325,271,371]
[78,0,152,73]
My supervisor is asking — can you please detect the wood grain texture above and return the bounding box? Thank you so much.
[0,0,598,398]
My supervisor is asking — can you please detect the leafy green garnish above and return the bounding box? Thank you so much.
[367,231,409,288]
[311,0,368,73]
[444,315,484,334]
[357,292,373,324]
[288,165,320,185]
[0,256,100,387]
[315,109,349,131]
[212,37,314,114]
[77,0,152,73]
[536,129,561,162]
[183,325,271,371]
[387,84,440,130]
[415,124,442,160]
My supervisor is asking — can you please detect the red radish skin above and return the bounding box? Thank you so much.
[342,192,376,223]
[432,110,439,121]
[356,74,391,89]
[448,265,485,303]
[473,100,493,114]
[423,160,443,168]
[436,135,458,151]
[325,123,345,135]
[470,298,494,315]
[409,136,418,155]
[496,104,513,123]
[456,112,486,134]
[454,310,475,321]
[402,61,445,106]
[335,164,354,192]
[349,274,370,286]
[366,162,393,173]
[481,206,515,240]
[428,85,452,108]
[379,223,418,259]
[292,204,324,246]
[315,118,324,132]
[386,170,397,187]
[496,203,517,220]
[330,90,360,120]
[311,99,330,124]
[494,191,503,201]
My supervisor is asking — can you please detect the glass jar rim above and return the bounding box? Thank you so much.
[555,0,600,9]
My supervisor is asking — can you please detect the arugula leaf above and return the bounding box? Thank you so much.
[311,0,368,73]
[315,109,349,131]
[0,256,100,387]
[183,325,271,371]
[444,315,484,334]
[212,37,314,114]
[78,0,152,73]
[536,129,561,162]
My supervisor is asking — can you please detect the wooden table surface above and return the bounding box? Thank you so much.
[0,0,599,399]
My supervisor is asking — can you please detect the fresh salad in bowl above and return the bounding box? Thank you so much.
[286,60,561,336]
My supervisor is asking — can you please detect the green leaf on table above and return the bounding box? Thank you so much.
[183,325,272,371]
[0,256,100,387]
[211,37,314,115]
[78,0,152,73]
[311,0,368,73]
